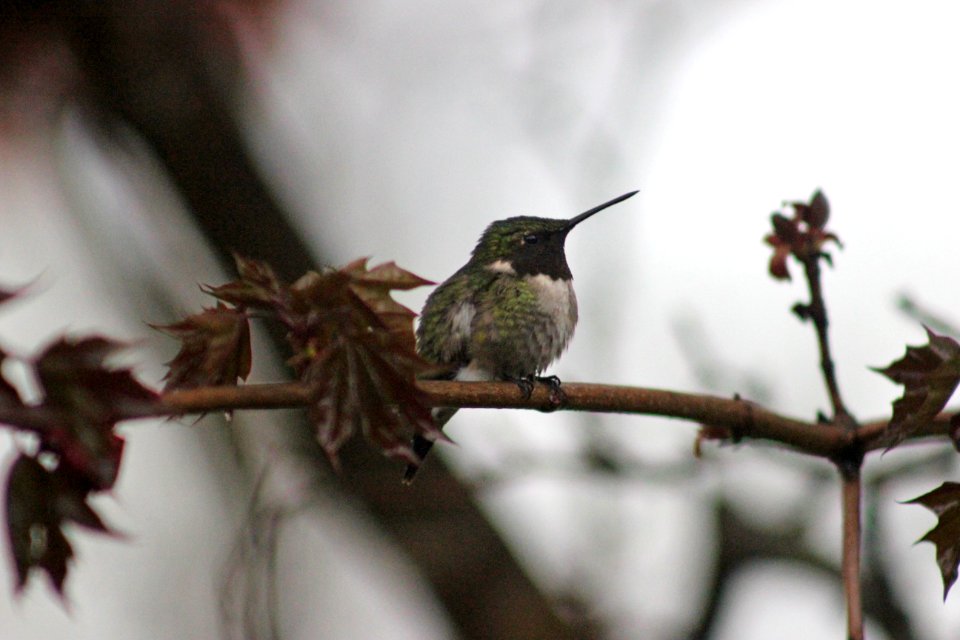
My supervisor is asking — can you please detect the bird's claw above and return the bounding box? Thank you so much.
[511,374,536,400]
[536,375,566,407]
[509,374,566,407]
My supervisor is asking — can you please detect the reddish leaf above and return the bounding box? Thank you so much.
[284,261,438,466]
[767,244,792,281]
[203,254,285,309]
[153,305,252,390]
[907,482,960,599]
[347,260,434,342]
[5,454,112,596]
[36,337,158,420]
[875,327,960,449]
[345,259,435,290]
[764,190,841,281]
[304,340,437,467]
[791,189,830,229]
[34,337,153,489]
[770,213,799,244]
[157,256,436,467]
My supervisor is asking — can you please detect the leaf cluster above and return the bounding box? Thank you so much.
[0,305,157,594]
[155,255,441,467]
[876,327,960,596]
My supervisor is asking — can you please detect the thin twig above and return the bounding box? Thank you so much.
[799,245,865,638]
[800,254,854,428]
[795,228,864,639]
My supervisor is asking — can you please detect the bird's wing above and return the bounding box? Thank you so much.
[417,269,497,367]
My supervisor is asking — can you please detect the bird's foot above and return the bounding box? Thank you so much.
[536,375,566,407]
[509,374,537,400]
[507,374,566,406]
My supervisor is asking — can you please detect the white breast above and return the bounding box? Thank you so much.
[527,273,578,356]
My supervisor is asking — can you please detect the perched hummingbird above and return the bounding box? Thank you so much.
[403,190,638,483]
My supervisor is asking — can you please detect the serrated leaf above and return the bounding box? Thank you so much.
[876,326,960,449]
[284,260,438,466]
[158,256,436,468]
[203,254,285,309]
[907,482,960,599]
[349,259,435,290]
[304,342,436,467]
[153,305,252,390]
[5,453,114,596]
[347,259,433,349]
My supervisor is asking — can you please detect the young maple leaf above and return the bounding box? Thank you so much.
[153,304,252,390]
[875,326,960,450]
[790,189,831,229]
[344,259,437,352]
[203,254,286,310]
[285,260,439,466]
[764,189,841,280]
[5,454,112,596]
[158,255,438,467]
[36,337,158,418]
[34,337,156,489]
[907,482,960,599]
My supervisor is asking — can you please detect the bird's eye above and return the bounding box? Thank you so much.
[523,234,539,245]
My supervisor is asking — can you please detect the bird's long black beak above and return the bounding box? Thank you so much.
[566,190,639,230]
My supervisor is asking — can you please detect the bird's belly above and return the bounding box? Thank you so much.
[480,274,578,378]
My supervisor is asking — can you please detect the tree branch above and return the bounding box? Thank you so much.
[39,380,931,460]
[5,380,953,463]
[147,380,839,455]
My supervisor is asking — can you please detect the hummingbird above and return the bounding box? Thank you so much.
[402,190,638,483]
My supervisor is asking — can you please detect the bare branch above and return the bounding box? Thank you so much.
[143,381,841,456]
[841,472,864,640]
[5,379,950,463]
[799,252,855,429]
[89,379,943,460]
